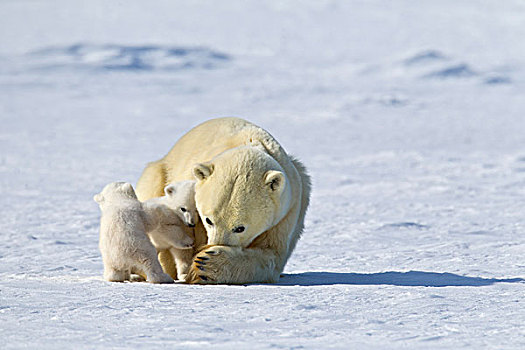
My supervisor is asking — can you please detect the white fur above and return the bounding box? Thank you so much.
[94,182,173,283]
[135,118,311,284]
[143,181,197,280]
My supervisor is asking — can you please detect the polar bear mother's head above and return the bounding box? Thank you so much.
[192,146,292,247]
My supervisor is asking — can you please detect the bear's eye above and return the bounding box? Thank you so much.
[232,226,245,233]
[206,218,213,226]
[180,207,187,212]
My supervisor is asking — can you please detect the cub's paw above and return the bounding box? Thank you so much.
[186,246,228,284]
[148,272,174,284]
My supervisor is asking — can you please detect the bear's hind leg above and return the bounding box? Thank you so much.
[135,160,167,201]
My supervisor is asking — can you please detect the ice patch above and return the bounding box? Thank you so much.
[3,273,103,283]
[26,44,231,73]
[450,230,492,236]
[403,50,448,66]
[424,63,477,79]
[381,222,429,230]
[484,75,512,85]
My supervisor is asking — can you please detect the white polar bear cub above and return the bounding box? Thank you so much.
[94,181,174,283]
[143,181,198,280]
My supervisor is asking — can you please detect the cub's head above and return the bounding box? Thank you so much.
[192,146,291,247]
[163,181,198,228]
[93,182,137,207]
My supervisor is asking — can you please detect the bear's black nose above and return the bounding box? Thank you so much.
[188,223,195,228]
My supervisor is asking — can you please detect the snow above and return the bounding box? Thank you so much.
[1,1,525,349]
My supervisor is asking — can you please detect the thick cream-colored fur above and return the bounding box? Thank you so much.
[143,181,198,280]
[94,182,173,284]
[135,118,311,284]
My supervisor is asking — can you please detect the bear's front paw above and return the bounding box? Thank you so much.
[185,246,229,284]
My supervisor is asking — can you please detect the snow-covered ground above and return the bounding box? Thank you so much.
[1,1,524,349]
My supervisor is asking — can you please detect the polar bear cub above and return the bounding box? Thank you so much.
[94,181,174,283]
[143,181,198,280]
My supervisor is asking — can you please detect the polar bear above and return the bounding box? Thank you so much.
[135,117,311,284]
[94,181,174,283]
[143,181,198,280]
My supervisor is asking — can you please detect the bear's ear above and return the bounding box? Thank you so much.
[93,193,104,204]
[122,182,133,192]
[193,163,214,181]
[164,184,176,197]
[119,182,137,198]
[264,170,285,194]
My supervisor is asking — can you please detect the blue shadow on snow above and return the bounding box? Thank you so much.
[29,43,231,72]
[276,271,523,287]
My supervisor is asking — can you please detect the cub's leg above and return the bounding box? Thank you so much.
[170,247,194,281]
[134,248,174,284]
[158,249,177,280]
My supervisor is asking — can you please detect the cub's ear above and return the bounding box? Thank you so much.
[164,184,176,197]
[193,163,214,181]
[264,170,285,194]
[120,182,137,199]
[93,193,104,204]
[122,182,134,192]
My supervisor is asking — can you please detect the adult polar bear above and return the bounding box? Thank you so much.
[135,117,310,284]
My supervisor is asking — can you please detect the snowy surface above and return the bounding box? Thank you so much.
[1,1,525,349]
